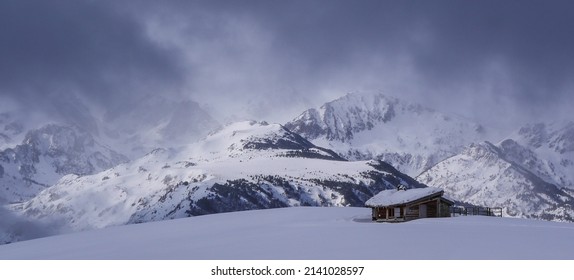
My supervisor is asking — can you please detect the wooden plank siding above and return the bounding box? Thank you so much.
[405,205,419,220]
[439,200,451,217]
[426,201,438,218]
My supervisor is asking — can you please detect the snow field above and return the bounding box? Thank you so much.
[1,207,574,260]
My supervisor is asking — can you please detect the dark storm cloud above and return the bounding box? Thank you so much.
[136,0,574,124]
[404,1,574,104]
[2,0,573,127]
[266,0,574,103]
[0,0,184,115]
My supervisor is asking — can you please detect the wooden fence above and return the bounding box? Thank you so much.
[450,206,503,217]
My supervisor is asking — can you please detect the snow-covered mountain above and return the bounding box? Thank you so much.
[0,112,26,150]
[0,124,128,204]
[4,90,572,246]
[15,121,427,232]
[500,122,574,190]
[417,141,574,222]
[285,92,489,176]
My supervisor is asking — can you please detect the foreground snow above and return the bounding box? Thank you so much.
[1,207,573,259]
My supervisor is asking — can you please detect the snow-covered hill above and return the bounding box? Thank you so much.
[0,124,128,204]
[2,207,574,259]
[417,141,574,222]
[285,92,489,176]
[14,121,426,232]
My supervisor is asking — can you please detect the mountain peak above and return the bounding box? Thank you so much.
[185,121,344,162]
[14,119,424,232]
[285,92,488,175]
[418,139,574,222]
[498,121,574,189]
[287,92,407,142]
[0,123,128,203]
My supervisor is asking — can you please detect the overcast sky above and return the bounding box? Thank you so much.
[1,0,573,130]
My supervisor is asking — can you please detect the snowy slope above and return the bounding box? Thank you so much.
[285,92,488,176]
[14,121,426,232]
[2,207,574,260]
[0,124,128,204]
[417,142,574,222]
[500,122,574,190]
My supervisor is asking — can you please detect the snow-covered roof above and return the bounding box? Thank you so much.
[365,187,448,207]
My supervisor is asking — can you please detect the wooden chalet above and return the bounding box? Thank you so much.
[365,187,454,222]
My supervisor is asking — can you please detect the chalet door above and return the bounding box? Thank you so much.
[394,207,401,218]
[419,204,427,218]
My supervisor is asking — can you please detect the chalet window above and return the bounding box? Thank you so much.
[394,207,401,218]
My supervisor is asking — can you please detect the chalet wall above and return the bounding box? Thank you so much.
[370,199,453,221]
[426,201,438,218]
[405,206,419,220]
[439,201,451,217]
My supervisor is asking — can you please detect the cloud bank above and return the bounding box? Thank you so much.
[1,0,573,129]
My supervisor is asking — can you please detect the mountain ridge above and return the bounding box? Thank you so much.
[0,124,128,204]
[417,140,574,222]
[14,121,426,232]
[285,92,489,176]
